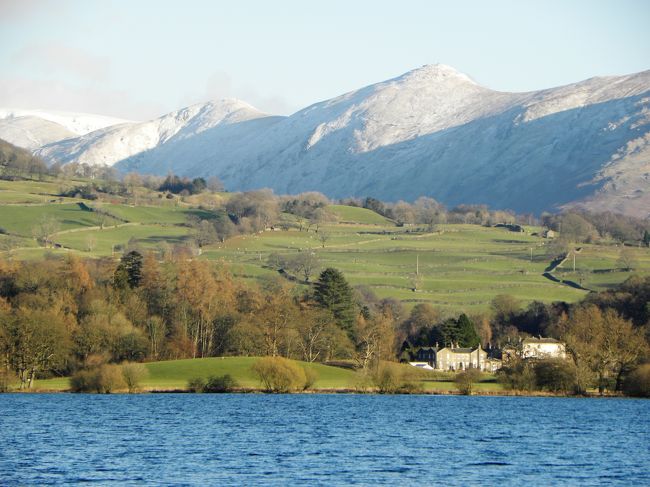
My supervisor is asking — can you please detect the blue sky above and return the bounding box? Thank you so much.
[1,0,648,119]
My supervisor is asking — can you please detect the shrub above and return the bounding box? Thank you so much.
[0,369,15,392]
[187,377,206,393]
[121,362,148,393]
[623,364,650,397]
[372,363,402,393]
[351,370,373,392]
[252,356,306,393]
[498,360,536,391]
[454,368,482,395]
[69,364,126,393]
[204,374,239,393]
[398,380,425,394]
[70,369,101,393]
[302,367,319,391]
[371,363,425,394]
[534,358,577,393]
[98,364,127,393]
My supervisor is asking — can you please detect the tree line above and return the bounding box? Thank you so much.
[0,253,403,389]
[1,249,648,395]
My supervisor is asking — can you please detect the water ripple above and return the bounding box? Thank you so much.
[0,394,648,486]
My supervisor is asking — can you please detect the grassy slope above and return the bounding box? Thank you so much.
[202,223,594,312]
[144,357,355,389]
[33,357,502,393]
[55,224,192,254]
[2,179,649,312]
[329,204,394,225]
[0,203,118,236]
[99,203,214,224]
[34,357,358,391]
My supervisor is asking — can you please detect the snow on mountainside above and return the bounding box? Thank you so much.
[0,116,76,150]
[0,109,131,135]
[23,64,650,217]
[36,99,273,168]
[0,108,131,150]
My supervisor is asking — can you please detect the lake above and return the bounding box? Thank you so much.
[0,394,648,485]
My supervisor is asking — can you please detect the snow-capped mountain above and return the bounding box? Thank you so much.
[7,65,650,216]
[36,99,275,168]
[0,108,131,150]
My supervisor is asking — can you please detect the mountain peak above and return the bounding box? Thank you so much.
[401,63,479,86]
[203,98,262,112]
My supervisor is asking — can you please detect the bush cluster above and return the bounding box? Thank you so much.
[369,363,425,394]
[69,362,148,393]
[623,364,650,397]
[454,368,482,395]
[251,356,317,392]
[186,374,240,393]
[498,358,578,394]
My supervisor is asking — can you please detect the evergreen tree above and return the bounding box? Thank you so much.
[456,313,481,347]
[313,268,357,338]
[439,314,480,348]
[114,251,144,289]
[643,230,650,248]
[440,318,459,347]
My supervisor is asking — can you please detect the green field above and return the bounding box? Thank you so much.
[0,178,73,195]
[144,357,356,389]
[2,178,650,312]
[329,204,394,225]
[55,223,193,254]
[0,203,118,236]
[98,203,214,225]
[201,223,599,312]
[32,357,358,391]
[32,357,502,393]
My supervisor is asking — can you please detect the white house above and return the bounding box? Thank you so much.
[521,337,566,359]
[436,345,488,371]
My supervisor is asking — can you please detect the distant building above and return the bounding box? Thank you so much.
[408,362,435,371]
[416,347,437,367]
[414,344,503,371]
[436,345,487,371]
[542,229,556,239]
[503,337,567,361]
[522,337,566,359]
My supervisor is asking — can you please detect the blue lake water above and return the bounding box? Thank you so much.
[0,394,648,486]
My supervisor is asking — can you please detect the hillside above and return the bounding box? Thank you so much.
[8,65,649,217]
[2,178,649,313]
[0,108,132,150]
[36,100,276,168]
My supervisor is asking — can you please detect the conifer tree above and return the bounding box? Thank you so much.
[114,251,144,289]
[313,268,357,338]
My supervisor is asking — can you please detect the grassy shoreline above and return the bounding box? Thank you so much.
[12,357,630,398]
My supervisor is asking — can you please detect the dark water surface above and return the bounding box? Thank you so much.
[1,394,648,485]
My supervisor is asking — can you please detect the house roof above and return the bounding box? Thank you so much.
[438,347,478,354]
[522,337,563,344]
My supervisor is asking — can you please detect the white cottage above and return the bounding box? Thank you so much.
[522,337,566,359]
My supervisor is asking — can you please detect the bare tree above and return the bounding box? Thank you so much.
[318,231,330,248]
[31,216,61,247]
[617,248,637,271]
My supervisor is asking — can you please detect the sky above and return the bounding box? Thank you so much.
[0,0,648,120]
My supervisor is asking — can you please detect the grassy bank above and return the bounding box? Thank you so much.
[30,357,504,394]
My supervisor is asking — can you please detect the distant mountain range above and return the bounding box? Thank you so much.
[1,64,649,217]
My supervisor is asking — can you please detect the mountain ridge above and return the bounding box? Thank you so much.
[3,65,649,217]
